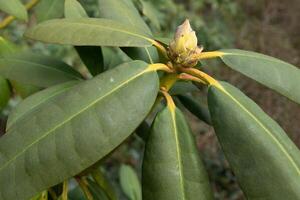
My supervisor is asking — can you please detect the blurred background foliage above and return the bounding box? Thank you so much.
[0,0,299,199]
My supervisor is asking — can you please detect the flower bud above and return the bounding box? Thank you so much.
[168,19,203,67]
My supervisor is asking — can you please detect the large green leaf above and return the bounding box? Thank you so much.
[0,76,10,110]
[208,82,300,199]
[0,52,82,87]
[35,0,64,22]
[64,1,104,76]
[25,18,153,47]
[0,0,27,20]
[120,164,142,200]
[121,46,159,63]
[98,0,152,35]
[139,0,161,30]
[0,61,159,200]
[142,105,213,200]
[219,49,300,105]
[6,81,79,131]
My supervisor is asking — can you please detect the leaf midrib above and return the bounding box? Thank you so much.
[218,86,300,175]
[0,67,153,173]
[170,108,186,200]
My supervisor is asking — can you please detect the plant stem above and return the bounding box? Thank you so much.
[61,180,68,200]
[0,0,40,29]
[152,40,169,60]
[191,51,224,60]
[76,176,94,200]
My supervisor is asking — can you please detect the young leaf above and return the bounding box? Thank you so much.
[219,49,300,105]
[35,0,64,22]
[0,61,159,200]
[0,76,10,110]
[142,105,213,200]
[0,52,82,87]
[119,164,142,200]
[98,0,152,35]
[208,81,300,199]
[6,81,79,131]
[25,18,154,47]
[64,0,88,18]
[0,0,28,21]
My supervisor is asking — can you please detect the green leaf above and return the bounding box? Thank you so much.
[208,82,300,200]
[119,164,142,200]
[6,81,79,131]
[142,105,213,200]
[98,0,152,35]
[169,82,198,95]
[64,0,104,76]
[30,191,48,200]
[64,0,88,18]
[25,18,153,47]
[0,52,82,87]
[0,0,27,20]
[0,61,159,200]
[98,0,156,62]
[102,47,125,70]
[0,37,17,55]
[219,49,300,105]
[121,46,159,63]
[35,0,64,22]
[178,95,211,125]
[9,80,41,99]
[0,76,10,110]
[140,0,161,30]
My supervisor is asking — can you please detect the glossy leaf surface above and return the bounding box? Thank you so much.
[142,105,213,200]
[220,49,300,104]
[0,61,159,200]
[6,81,79,130]
[120,164,142,200]
[35,0,64,22]
[25,18,153,47]
[0,52,82,87]
[0,0,27,20]
[208,82,300,199]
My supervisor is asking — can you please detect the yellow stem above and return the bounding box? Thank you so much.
[151,40,169,60]
[62,180,68,200]
[177,73,206,85]
[192,51,224,60]
[76,177,94,200]
[160,89,176,112]
[147,63,174,73]
[178,67,224,91]
[0,0,40,29]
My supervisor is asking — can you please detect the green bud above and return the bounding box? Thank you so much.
[168,19,203,67]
